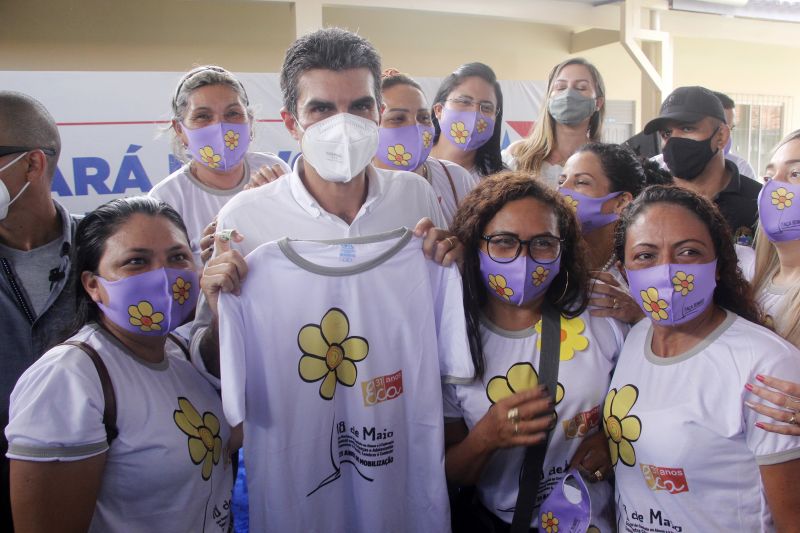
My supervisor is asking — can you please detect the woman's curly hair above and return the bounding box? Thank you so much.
[613,185,764,326]
[451,171,590,378]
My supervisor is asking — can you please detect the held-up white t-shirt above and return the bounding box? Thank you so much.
[607,311,800,533]
[149,152,290,263]
[217,229,473,533]
[423,157,478,227]
[443,311,626,530]
[5,323,233,533]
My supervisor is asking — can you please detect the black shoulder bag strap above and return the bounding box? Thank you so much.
[510,300,562,533]
[61,340,119,445]
[167,333,191,360]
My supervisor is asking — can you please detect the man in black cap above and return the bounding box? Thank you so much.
[644,86,762,245]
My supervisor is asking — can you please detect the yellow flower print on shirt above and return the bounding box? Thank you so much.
[199,146,222,168]
[387,144,413,167]
[488,274,514,300]
[531,266,550,287]
[422,130,433,148]
[641,287,669,321]
[450,122,469,144]
[541,511,559,533]
[172,277,191,304]
[174,397,222,481]
[486,362,564,405]
[603,385,641,467]
[534,315,589,361]
[671,271,694,296]
[224,130,239,150]
[128,301,164,332]
[772,187,794,210]
[298,308,369,400]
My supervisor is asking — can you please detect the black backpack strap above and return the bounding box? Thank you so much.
[436,158,460,206]
[61,340,119,445]
[510,300,562,532]
[167,333,191,361]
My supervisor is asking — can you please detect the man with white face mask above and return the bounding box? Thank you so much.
[0,91,79,531]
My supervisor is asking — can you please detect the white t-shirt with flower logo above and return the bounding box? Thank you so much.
[5,323,233,533]
[217,229,473,533]
[605,311,800,533]
[442,310,626,531]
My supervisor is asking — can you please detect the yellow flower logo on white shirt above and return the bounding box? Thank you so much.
[486,362,564,405]
[534,315,589,361]
[174,397,222,480]
[603,384,641,467]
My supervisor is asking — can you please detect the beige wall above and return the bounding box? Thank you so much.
[2,1,798,134]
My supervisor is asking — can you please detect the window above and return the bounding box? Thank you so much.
[730,94,792,180]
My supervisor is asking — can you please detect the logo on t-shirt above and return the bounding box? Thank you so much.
[640,463,689,494]
[562,405,600,440]
[362,370,404,406]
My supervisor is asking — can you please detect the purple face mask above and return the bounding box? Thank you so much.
[376,123,435,171]
[758,179,800,243]
[723,137,732,156]
[97,267,199,336]
[439,108,495,152]
[558,188,621,234]
[626,260,717,326]
[479,250,559,306]
[539,469,592,533]
[183,121,250,171]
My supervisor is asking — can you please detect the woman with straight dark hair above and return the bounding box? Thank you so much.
[430,62,505,181]
[505,58,605,189]
[445,171,624,532]
[605,185,800,531]
[6,197,235,533]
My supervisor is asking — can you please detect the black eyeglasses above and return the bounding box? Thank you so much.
[0,146,57,158]
[481,233,563,264]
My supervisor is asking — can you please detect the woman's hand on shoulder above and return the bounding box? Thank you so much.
[589,271,644,325]
[746,374,800,436]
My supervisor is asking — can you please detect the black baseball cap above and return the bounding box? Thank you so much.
[643,86,727,135]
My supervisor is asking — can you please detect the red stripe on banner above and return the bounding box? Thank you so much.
[56,119,283,126]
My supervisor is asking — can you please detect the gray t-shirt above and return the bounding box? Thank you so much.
[0,237,63,316]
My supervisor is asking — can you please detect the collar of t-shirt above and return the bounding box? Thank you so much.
[716,159,742,198]
[289,155,385,220]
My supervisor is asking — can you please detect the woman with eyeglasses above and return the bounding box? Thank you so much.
[746,129,800,437]
[605,185,800,531]
[430,62,506,182]
[374,69,478,227]
[150,65,291,265]
[444,172,625,532]
[504,58,605,189]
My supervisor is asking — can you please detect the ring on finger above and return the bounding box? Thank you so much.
[594,469,604,481]
[444,236,457,249]
[789,412,798,425]
[513,422,519,436]
[507,407,520,422]
[612,298,620,309]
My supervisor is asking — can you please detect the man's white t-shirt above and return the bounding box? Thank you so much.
[5,323,233,533]
[217,229,473,533]
[423,157,478,227]
[443,311,626,530]
[607,311,800,532]
[149,152,290,263]
[190,158,447,381]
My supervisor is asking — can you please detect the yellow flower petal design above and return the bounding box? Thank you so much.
[486,376,515,403]
[603,389,615,422]
[201,452,214,480]
[621,416,641,441]
[319,371,338,400]
[129,305,142,319]
[298,325,329,358]
[321,308,349,345]
[611,385,638,418]
[299,354,329,382]
[178,397,203,428]
[341,337,369,361]
[174,411,200,438]
[212,436,222,463]
[150,312,164,324]
[189,437,208,464]
[534,316,590,361]
[507,362,539,393]
[203,412,220,435]
[618,439,637,467]
[603,384,641,467]
[129,317,143,326]
[336,359,357,386]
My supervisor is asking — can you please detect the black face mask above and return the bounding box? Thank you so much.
[662,127,720,181]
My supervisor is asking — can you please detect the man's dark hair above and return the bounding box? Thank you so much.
[280,28,382,116]
[712,91,735,110]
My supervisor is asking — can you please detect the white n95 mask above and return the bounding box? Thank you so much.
[0,152,31,221]
[300,113,379,183]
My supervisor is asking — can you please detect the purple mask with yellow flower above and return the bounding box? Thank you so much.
[376,123,435,171]
[758,179,800,243]
[479,250,559,306]
[558,188,621,234]
[440,108,495,152]
[626,260,717,326]
[539,469,592,533]
[183,122,250,171]
[97,267,199,336]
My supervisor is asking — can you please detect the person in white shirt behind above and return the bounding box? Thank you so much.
[193,27,459,379]
[149,65,291,265]
[374,69,477,227]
